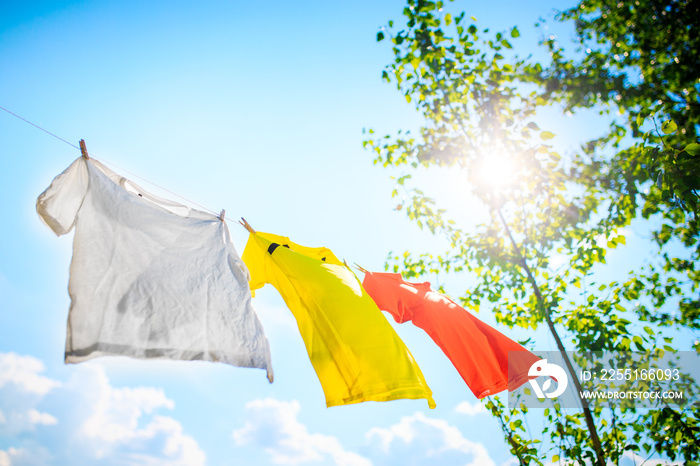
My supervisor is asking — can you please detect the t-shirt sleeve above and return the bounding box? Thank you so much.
[363,272,406,323]
[36,157,89,236]
[240,233,270,297]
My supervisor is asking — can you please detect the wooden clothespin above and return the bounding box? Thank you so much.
[239,217,256,234]
[219,209,226,222]
[354,263,370,274]
[79,139,89,159]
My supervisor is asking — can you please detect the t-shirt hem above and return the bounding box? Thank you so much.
[325,386,436,409]
[473,381,509,399]
[472,373,534,398]
[65,343,272,380]
[508,373,532,391]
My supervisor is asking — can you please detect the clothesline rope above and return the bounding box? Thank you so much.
[1,105,222,218]
[0,105,80,150]
[90,156,220,218]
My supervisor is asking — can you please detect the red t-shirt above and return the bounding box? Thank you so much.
[362,272,539,398]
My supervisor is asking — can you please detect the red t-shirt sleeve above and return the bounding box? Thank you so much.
[362,272,417,323]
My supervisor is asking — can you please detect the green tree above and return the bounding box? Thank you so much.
[535,0,700,331]
[365,0,700,463]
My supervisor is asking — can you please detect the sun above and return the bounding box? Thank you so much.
[474,152,516,189]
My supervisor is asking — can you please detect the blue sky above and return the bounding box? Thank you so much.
[1,1,689,465]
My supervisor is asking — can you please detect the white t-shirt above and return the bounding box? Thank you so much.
[37,157,273,382]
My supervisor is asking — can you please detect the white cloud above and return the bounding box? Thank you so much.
[233,398,371,466]
[0,353,61,396]
[0,446,52,466]
[499,459,519,466]
[27,409,58,426]
[455,401,487,416]
[0,408,58,435]
[0,408,58,434]
[620,451,684,466]
[94,415,206,466]
[0,353,61,435]
[60,364,205,466]
[366,412,495,466]
[76,365,174,444]
[0,352,205,466]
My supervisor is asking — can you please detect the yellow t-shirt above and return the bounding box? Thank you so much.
[242,231,435,408]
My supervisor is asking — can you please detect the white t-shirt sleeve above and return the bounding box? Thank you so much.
[36,157,89,236]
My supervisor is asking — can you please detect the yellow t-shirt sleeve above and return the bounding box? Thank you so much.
[241,233,270,296]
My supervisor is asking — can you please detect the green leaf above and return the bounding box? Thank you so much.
[540,131,556,140]
[445,13,452,26]
[377,31,385,42]
[684,143,700,155]
[511,26,520,38]
[661,120,677,134]
[636,113,645,127]
[405,94,412,103]
[633,335,644,350]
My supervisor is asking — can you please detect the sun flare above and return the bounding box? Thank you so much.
[475,153,515,189]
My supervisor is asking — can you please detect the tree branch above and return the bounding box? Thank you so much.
[496,206,607,466]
